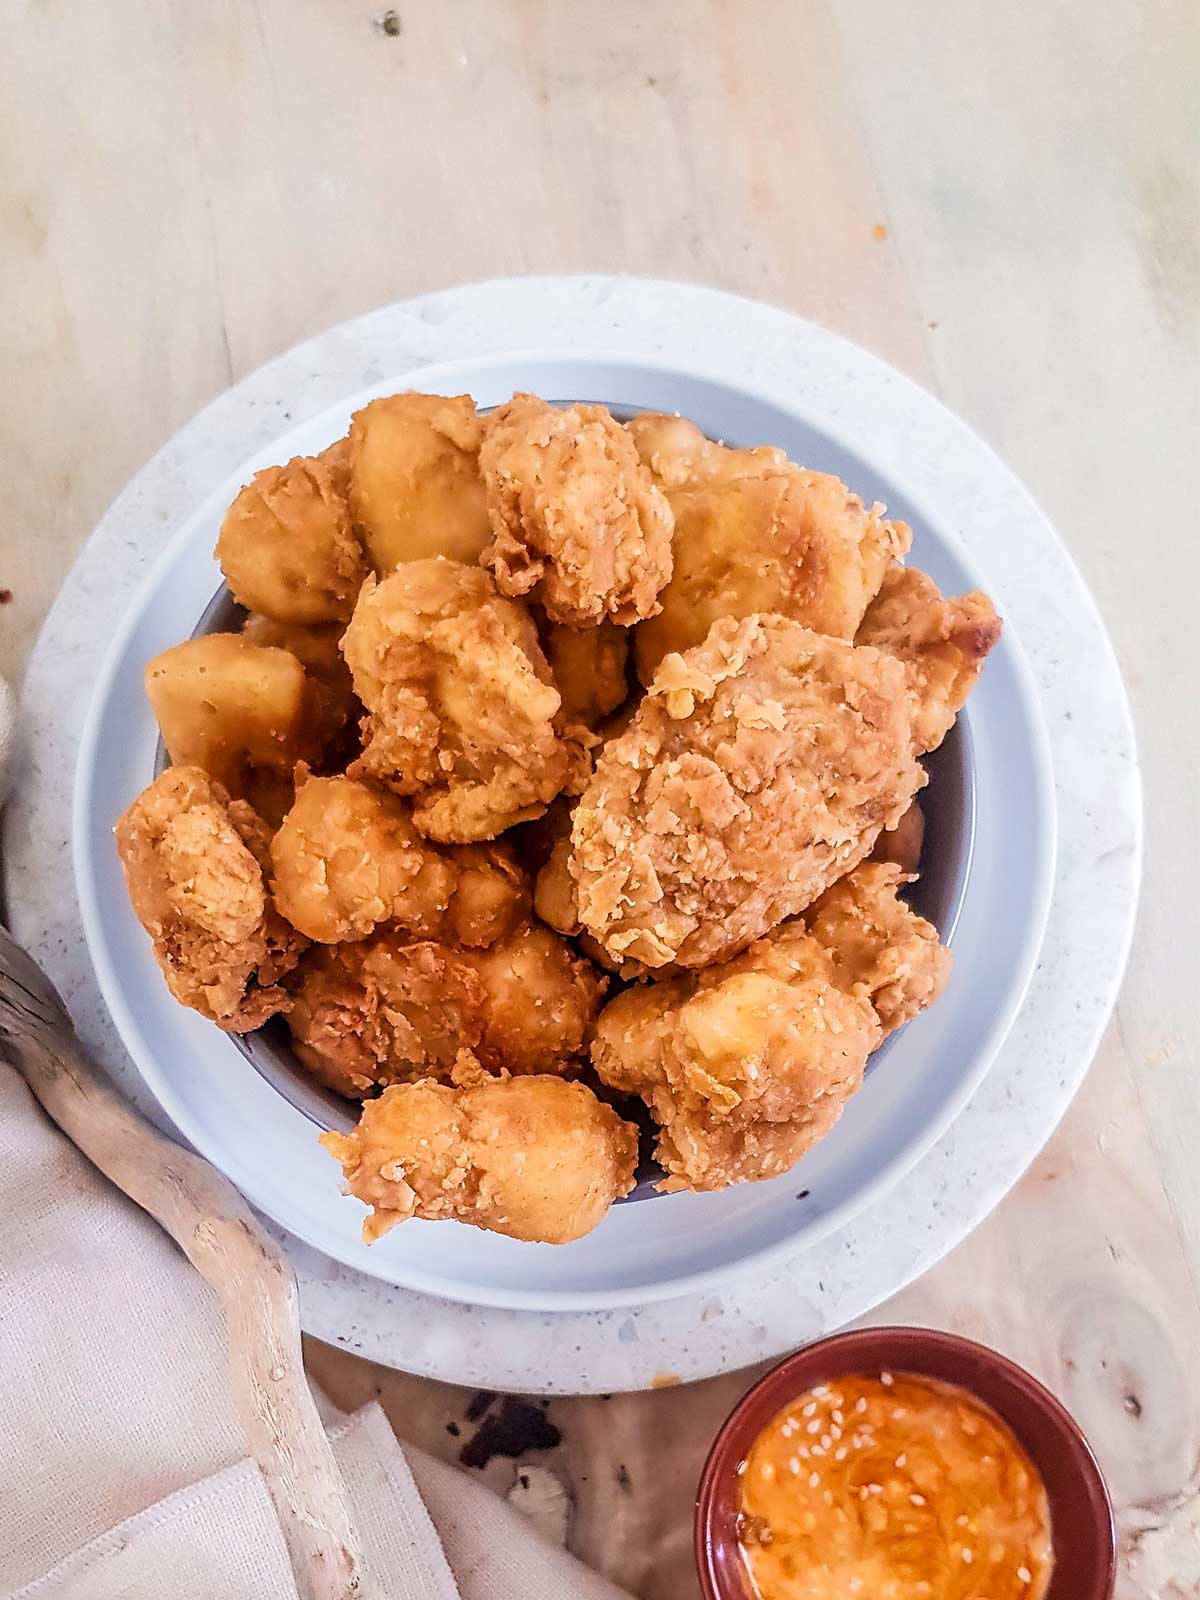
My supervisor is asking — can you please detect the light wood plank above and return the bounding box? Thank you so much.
[3,3,1198,1596]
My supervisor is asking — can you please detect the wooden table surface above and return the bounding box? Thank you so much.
[3,4,1197,1595]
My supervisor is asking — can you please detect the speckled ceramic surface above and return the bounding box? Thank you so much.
[3,278,1140,1391]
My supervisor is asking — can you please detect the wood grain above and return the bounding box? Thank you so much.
[3,3,1197,1597]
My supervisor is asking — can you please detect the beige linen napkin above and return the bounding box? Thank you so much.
[0,679,634,1600]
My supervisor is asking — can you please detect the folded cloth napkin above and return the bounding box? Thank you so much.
[0,676,633,1600]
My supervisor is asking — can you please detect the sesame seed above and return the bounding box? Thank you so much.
[808,1472,820,1488]
[1017,1567,1032,1584]
[849,1580,863,1593]
[956,1514,969,1527]
[868,1483,883,1495]
[910,1493,925,1506]
[961,1549,973,1564]
[831,1425,843,1440]
[789,1457,801,1475]
[895,1453,907,1468]
[835,1446,848,1461]
[820,1434,832,1449]
[811,1445,825,1457]
[832,1409,844,1426]
[823,1489,833,1505]
[881,1371,894,1387]
[801,1401,817,1417]
[859,1486,869,1500]
[856,1397,868,1413]
[806,1419,821,1434]
[893,1406,908,1419]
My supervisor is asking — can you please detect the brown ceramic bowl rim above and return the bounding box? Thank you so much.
[695,1325,1116,1600]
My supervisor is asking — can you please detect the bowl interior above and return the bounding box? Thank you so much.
[78,353,1053,1310]
[171,396,977,1191]
[696,1328,1116,1600]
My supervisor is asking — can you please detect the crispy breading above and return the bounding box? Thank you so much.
[541,619,630,730]
[216,455,366,624]
[286,920,602,1094]
[571,616,925,969]
[115,767,306,1030]
[466,920,606,1074]
[628,413,910,682]
[286,936,484,1096]
[869,797,925,874]
[480,394,674,627]
[855,564,1001,753]
[348,392,491,570]
[341,559,576,842]
[270,773,527,945]
[592,923,880,1192]
[320,1073,638,1243]
[804,861,951,1036]
[591,865,949,1191]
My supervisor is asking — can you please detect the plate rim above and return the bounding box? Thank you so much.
[5,274,1139,1388]
[71,346,1056,1312]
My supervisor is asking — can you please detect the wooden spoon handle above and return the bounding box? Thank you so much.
[0,927,373,1600]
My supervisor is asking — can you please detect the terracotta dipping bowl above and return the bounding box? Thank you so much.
[696,1326,1116,1600]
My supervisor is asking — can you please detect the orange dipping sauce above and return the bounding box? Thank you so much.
[736,1371,1053,1600]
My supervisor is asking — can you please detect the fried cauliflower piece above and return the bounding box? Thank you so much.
[542,619,630,731]
[591,865,949,1191]
[467,920,606,1074]
[216,454,366,624]
[270,774,529,945]
[348,392,491,571]
[592,924,881,1192]
[341,559,576,842]
[570,616,925,970]
[869,797,925,874]
[479,394,674,627]
[286,920,601,1094]
[115,767,306,1030]
[627,413,910,683]
[240,614,359,758]
[804,862,951,1036]
[286,936,483,1096]
[320,1073,638,1243]
[145,634,311,797]
[856,565,1001,753]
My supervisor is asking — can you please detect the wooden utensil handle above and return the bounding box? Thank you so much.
[0,929,373,1600]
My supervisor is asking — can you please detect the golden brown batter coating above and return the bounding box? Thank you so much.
[286,936,483,1097]
[348,392,491,571]
[592,924,881,1192]
[270,774,527,945]
[341,559,576,842]
[628,413,910,682]
[591,865,948,1191]
[239,614,359,761]
[320,1073,639,1243]
[571,616,925,970]
[805,862,951,1036]
[856,564,1002,753]
[145,634,311,795]
[869,797,925,874]
[542,619,630,731]
[216,455,366,624]
[286,920,602,1094]
[115,767,306,1030]
[479,394,674,627]
[466,920,606,1074]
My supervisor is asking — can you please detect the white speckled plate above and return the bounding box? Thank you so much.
[5,279,1139,1390]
